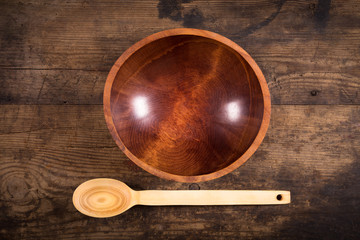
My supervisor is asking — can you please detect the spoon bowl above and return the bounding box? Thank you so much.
[73,178,290,218]
[73,178,136,217]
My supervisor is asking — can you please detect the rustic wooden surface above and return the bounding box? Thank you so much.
[0,0,359,239]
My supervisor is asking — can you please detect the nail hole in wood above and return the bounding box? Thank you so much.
[276,194,283,201]
[311,90,318,96]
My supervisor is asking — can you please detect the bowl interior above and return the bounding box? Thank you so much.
[110,34,264,176]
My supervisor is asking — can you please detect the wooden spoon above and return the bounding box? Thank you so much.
[73,178,291,218]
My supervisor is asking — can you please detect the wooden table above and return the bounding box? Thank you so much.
[1,0,359,239]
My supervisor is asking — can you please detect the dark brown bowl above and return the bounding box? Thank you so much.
[104,28,270,182]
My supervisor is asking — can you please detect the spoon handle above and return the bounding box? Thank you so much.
[137,190,290,206]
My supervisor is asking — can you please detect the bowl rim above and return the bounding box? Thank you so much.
[103,28,271,182]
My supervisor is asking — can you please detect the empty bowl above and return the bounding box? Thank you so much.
[104,28,270,182]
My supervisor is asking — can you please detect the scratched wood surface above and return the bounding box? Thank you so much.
[0,0,359,239]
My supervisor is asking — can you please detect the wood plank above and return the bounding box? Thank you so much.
[0,104,359,239]
[1,0,359,104]
[0,69,106,104]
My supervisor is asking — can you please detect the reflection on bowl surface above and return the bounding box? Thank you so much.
[104,29,270,182]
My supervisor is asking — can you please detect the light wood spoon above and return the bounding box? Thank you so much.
[73,178,291,218]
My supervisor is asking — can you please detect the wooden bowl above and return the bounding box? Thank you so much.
[104,29,270,182]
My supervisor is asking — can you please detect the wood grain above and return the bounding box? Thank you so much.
[1,0,359,239]
[1,0,359,104]
[0,105,359,239]
[104,28,271,182]
[0,69,106,104]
